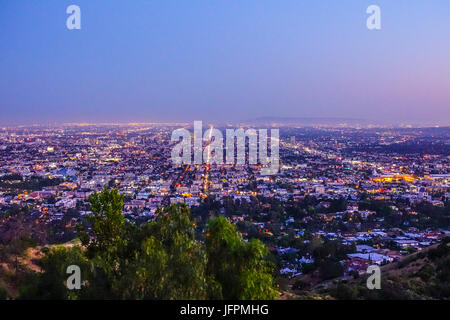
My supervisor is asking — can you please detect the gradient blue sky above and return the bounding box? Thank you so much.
[1,0,449,125]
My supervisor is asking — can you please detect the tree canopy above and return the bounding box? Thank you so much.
[20,186,276,300]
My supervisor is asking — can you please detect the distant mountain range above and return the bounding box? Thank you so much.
[244,116,373,126]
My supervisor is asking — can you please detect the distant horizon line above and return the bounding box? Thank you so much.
[1,119,449,129]
[2,115,450,128]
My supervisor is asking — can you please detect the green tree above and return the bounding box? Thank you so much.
[205,216,276,299]
[19,187,277,300]
[123,204,217,299]
[81,186,125,253]
[19,246,88,300]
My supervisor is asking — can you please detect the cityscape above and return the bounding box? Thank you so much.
[0,122,448,300]
[1,0,450,310]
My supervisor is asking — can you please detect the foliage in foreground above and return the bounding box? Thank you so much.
[19,187,276,300]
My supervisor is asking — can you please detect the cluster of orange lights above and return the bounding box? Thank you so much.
[370,174,416,183]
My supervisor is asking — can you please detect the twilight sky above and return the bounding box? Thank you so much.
[1,0,449,125]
